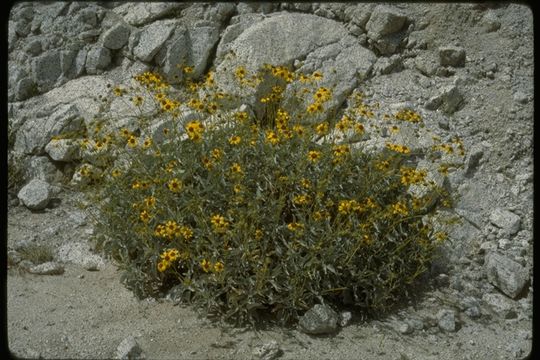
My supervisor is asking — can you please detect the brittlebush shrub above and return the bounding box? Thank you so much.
[75,64,464,326]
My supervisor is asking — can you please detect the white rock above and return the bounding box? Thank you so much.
[298,304,339,335]
[116,336,144,359]
[366,5,407,38]
[253,340,282,360]
[489,208,521,236]
[484,252,528,299]
[29,261,65,275]
[133,20,175,62]
[438,46,466,67]
[17,179,53,210]
[45,138,80,162]
[436,309,456,332]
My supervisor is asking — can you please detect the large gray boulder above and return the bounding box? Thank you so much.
[102,22,132,50]
[31,50,63,89]
[14,103,84,155]
[17,179,53,210]
[132,20,176,62]
[215,12,375,121]
[365,5,409,55]
[114,2,185,26]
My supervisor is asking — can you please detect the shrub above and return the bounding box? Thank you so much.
[76,64,464,326]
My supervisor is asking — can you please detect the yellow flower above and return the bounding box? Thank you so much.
[213,261,224,273]
[235,111,248,122]
[167,178,183,192]
[287,222,304,233]
[183,65,194,74]
[354,123,365,135]
[201,259,212,273]
[132,96,144,106]
[211,148,223,160]
[333,144,350,157]
[180,226,193,240]
[293,194,310,205]
[386,143,411,154]
[211,214,229,233]
[142,138,152,149]
[254,229,263,240]
[165,220,178,237]
[140,210,151,223]
[230,163,243,174]
[127,135,138,148]
[157,260,168,273]
[235,66,247,80]
[144,196,156,208]
[228,135,242,145]
[266,130,279,145]
[391,202,408,216]
[293,124,305,136]
[315,122,329,135]
[307,150,321,162]
[111,169,121,177]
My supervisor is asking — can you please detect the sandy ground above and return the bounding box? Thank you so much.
[7,259,532,359]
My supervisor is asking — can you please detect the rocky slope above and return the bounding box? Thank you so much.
[7,2,533,359]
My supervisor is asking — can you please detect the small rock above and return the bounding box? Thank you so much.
[339,311,352,327]
[498,238,511,250]
[253,340,283,360]
[513,91,529,104]
[485,252,528,299]
[373,55,403,75]
[464,145,484,177]
[464,306,481,319]
[397,322,413,335]
[489,208,521,236]
[8,250,22,265]
[29,262,65,275]
[116,336,144,359]
[436,309,456,333]
[18,260,35,270]
[298,304,339,335]
[18,179,53,210]
[426,85,464,114]
[480,11,501,33]
[78,29,101,42]
[24,39,43,56]
[15,77,36,101]
[438,46,466,67]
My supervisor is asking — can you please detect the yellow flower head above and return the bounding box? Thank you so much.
[315,122,329,135]
[140,210,151,223]
[213,261,224,273]
[127,135,138,148]
[167,178,183,193]
[200,259,212,273]
[228,135,242,145]
[157,260,168,273]
[307,150,322,162]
